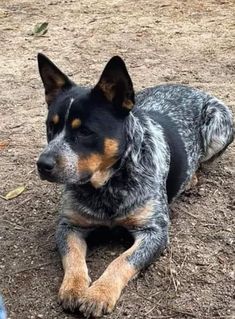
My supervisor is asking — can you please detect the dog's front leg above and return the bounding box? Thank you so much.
[78,206,169,318]
[56,218,91,311]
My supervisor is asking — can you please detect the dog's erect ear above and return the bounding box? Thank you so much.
[37,53,73,106]
[94,56,135,113]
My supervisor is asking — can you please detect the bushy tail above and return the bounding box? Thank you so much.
[200,97,234,162]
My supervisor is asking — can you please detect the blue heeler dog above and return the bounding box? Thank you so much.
[37,54,234,318]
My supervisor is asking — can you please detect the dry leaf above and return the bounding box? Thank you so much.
[3,186,26,200]
[0,141,9,150]
[29,22,48,37]
[0,9,9,18]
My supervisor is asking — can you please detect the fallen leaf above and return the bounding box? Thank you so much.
[0,141,9,150]
[0,9,9,18]
[2,186,26,200]
[29,22,48,37]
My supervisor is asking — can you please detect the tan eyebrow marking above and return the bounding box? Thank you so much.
[52,114,60,125]
[71,118,81,129]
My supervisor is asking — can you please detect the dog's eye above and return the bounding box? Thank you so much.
[78,126,94,137]
[47,120,60,141]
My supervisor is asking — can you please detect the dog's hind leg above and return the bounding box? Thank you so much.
[200,97,234,163]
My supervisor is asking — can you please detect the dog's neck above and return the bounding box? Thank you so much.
[63,111,169,219]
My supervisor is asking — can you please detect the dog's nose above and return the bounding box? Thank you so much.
[37,154,56,173]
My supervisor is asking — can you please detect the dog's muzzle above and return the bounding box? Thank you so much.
[37,153,56,182]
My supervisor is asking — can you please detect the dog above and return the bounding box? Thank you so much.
[37,54,234,318]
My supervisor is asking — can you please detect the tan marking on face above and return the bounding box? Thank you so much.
[58,233,90,308]
[90,170,112,188]
[99,138,119,170]
[104,138,119,157]
[78,154,102,173]
[78,240,140,316]
[52,114,60,125]
[116,202,154,227]
[71,118,81,129]
[78,138,119,186]
[122,98,134,110]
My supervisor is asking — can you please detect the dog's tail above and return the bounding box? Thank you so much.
[200,97,234,162]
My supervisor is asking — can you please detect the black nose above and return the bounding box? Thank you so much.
[37,154,56,173]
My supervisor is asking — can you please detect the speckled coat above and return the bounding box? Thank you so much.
[37,54,234,318]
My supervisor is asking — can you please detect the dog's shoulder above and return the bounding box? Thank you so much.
[134,84,207,201]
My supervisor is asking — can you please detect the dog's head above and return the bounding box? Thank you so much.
[36,54,135,188]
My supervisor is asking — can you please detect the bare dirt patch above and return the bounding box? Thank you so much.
[0,0,234,318]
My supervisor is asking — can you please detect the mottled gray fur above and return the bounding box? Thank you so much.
[55,84,233,271]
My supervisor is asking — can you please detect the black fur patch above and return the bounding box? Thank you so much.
[150,110,188,202]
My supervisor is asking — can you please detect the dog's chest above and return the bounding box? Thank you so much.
[64,168,157,219]
[62,200,155,229]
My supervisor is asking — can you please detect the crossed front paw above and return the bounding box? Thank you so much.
[78,282,118,318]
[59,278,119,317]
[58,277,90,311]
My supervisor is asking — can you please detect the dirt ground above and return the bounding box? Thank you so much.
[0,0,234,318]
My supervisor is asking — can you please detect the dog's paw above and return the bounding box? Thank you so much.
[58,277,89,311]
[78,282,118,318]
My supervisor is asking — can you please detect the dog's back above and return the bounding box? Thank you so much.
[134,84,234,201]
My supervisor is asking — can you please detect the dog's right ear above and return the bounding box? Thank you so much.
[93,56,135,115]
[37,53,73,106]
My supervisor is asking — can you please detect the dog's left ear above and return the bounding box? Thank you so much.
[94,56,135,113]
[37,53,73,106]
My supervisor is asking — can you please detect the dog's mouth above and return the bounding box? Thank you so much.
[37,167,59,183]
[37,164,92,186]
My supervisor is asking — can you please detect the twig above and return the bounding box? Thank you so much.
[145,305,157,316]
[168,246,180,292]
[9,123,25,129]
[178,253,188,274]
[135,290,153,303]
[149,316,173,319]
[27,168,36,175]
[14,197,31,209]
[116,301,124,319]
[0,219,25,230]
[183,210,205,220]
[135,279,153,303]
[171,309,196,317]
[8,261,55,276]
